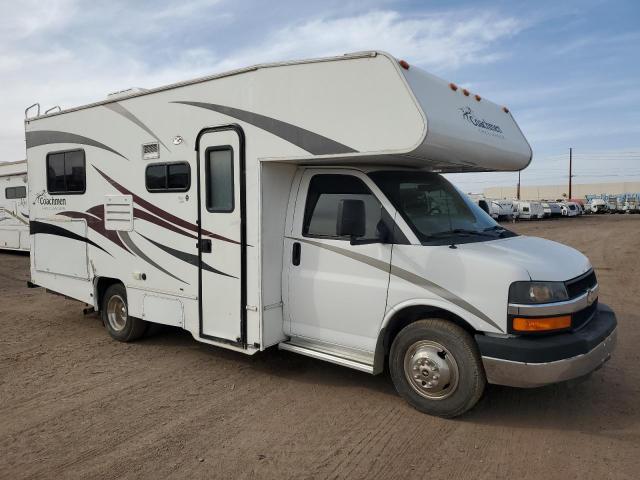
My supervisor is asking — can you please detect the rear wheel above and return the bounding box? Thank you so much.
[101,284,147,342]
[389,319,486,418]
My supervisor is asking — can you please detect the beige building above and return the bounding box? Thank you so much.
[484,181,640,200]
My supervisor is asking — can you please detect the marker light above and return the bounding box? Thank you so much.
[475,94,481,101]
[449,83,458,91]
[512,315,571,332]
[502,106,510,113]
[462,89,470,96]
[399,60,410,70]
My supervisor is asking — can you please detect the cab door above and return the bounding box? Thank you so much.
[285,170,393,353]
[197,126,245,344]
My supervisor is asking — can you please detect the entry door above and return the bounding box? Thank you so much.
[286,171,392,353]
[198,127,245,343]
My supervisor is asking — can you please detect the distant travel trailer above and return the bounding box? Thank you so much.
[0,160,29,251]
[561,202,580,217]
[541,201,562,218]
[587,198,608,214]
[514,200,544,220]
[24,51,616,417]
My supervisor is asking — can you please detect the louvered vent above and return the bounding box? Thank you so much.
[104,195,134,231]
[142,142,160,160]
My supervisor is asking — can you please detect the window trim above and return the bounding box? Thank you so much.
[145,161,191,193]
[5,186,26,200]
[302,173,383,241]
[204,146,235,213]
[46,148,86,195]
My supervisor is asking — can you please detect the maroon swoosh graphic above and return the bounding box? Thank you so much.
[93,166,240,245]
[134,208,197,240]
[58,210,131,253]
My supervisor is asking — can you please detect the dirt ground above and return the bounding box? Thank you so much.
[0,215,638,480]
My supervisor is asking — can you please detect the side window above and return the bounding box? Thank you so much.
[46,150,86,194]
[303,174,384,239]
[205,148,234,212]
[5,186,26,199]
[145,162,190,192]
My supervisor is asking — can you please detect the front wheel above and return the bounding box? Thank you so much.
[389,319,486,418]
[101,284,147,342]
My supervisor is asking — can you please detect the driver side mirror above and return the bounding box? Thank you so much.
[337,199,366,239]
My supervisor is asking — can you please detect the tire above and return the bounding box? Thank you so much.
[101,283,147,342]
[389,319,486,418]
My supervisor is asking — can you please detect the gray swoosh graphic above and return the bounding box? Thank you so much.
[104,103,170,151]
[118,231,189,284]
[26,130,127,160]
[295,237,502,332]
[139,233,237,279]
[172,101,357,155]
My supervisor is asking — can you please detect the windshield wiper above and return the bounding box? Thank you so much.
[483,225,513,237]
[429,229,496,238]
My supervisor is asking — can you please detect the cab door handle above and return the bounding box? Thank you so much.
[292,242,301,266]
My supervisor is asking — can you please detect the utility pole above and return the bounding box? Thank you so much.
[517,171,521,200]
[569,147,573,199]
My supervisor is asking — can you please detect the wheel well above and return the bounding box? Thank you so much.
[94,277,123,311]
[374,305,477,374]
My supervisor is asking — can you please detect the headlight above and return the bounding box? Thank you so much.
[509,281,568,304]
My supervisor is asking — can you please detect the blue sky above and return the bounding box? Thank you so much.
[1,0,639,191]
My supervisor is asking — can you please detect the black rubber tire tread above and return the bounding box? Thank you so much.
[101,283,147,342]
[389,318,486,418]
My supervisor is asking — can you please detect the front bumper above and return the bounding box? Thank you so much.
[476,303,617,388]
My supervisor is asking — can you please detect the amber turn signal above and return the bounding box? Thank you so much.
[512,315,571,332]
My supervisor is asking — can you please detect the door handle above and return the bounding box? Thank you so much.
[198,239,212,253]
[292,242,301,266]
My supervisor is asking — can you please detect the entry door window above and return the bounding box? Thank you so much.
[205,148,234,212]
[303,174,384,240]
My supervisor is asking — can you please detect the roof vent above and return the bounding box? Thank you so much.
[142,142,160,160]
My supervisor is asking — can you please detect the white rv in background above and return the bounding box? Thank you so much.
[0,160,30,251]
[514,200,544,220]
[25,52,616,417]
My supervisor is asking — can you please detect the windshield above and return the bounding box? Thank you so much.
[369,171,514,244]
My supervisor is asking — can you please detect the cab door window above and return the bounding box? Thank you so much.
[302,174,384,240]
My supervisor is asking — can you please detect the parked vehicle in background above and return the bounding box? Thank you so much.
[622,195,639,214]
[561,202,580,217]
[0,160,29,251]
[514,200,544,220]
[587,198,608,214]
[541,201,562,218]
[24,51,617,418]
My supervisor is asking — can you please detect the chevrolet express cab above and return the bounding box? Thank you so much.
[24,51,617,417]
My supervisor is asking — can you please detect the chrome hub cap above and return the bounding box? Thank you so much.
[404,340,459,400]
[106,295,127,332]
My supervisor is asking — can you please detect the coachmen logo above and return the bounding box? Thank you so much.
[459,106,504,136]
[33,190,66,209]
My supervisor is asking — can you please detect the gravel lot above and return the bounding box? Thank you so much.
[1,215,638,479]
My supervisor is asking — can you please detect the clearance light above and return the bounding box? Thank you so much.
[449,83,458,91]
[502,106,510,113]
[474,94,482,101]
[399,60,410,70]
[462,89,470,96]
[512,315,571,332]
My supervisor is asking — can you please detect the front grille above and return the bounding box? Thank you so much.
[565,270,597,299]
[572,300,598,330]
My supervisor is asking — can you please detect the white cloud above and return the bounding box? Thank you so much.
[0,4,524,161]
[213,10,523,73]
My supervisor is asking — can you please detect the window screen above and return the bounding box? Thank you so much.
[205,148,234,212]
[5,186,26,199]
[145,162,190,192]
[303,174,384,239]
[46,150,86,194]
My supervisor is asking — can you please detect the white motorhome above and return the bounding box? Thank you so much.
[587,198,608,214]
[514,200,544,220]
[561,202,580,217]
[24,52,616,417]
[541,201,562,218]
[0,160,30,251]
